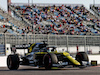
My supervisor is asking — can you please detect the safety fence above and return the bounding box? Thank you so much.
[0,33,100,55]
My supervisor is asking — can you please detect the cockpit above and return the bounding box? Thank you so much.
[40,47,57,52]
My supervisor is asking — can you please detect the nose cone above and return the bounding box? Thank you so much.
[63,52,81,66]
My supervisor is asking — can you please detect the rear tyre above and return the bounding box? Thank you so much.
[43,53,58,69]
[7,54,20,70]
[75,52,89,68]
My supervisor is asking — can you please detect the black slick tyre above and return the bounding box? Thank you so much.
[7,54,20,70]
[43,53,58,69]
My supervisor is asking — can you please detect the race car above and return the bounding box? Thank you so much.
[7,42,89,70]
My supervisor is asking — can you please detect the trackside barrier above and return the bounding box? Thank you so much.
[0,56,7,67]
[0,33,100,55]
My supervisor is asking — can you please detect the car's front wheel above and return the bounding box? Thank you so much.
[75,52,89,68]
[43,53,58,69]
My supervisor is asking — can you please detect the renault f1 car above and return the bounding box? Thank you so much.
[7,42,89,70]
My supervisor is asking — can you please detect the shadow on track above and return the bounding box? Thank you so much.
[18,68,82,71]
[0,66,87,71]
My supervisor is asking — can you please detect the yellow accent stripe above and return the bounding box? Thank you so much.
[28,43,35,53]
[63,52,81,65]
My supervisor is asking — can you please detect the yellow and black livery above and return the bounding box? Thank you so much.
[7,42,89,70]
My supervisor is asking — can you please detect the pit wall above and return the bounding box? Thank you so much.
[57,46,100,54]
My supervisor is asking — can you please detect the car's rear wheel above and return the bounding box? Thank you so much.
[43,53,58,69]
[75,52,89,68]
[7,54,20,70]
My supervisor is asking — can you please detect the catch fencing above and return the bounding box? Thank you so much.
[0,33,100,55]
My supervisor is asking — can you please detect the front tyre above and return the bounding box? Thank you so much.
[75,52,89,68]
[7,54,20,70]
[43,53,58,69]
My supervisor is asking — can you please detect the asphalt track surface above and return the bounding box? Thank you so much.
[0,66,100,75]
